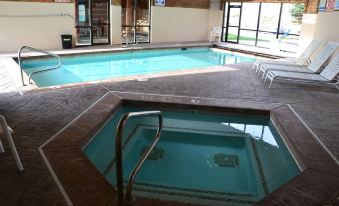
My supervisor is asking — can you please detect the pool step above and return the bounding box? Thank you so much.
[127,181,258,206]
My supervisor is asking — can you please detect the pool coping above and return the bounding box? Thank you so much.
[41,92,339,206]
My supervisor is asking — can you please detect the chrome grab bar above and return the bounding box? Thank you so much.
[18,46,61,86]
[115,111,163,206]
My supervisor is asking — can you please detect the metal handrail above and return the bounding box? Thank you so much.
[115,111,163,206]
[18,46,61,86]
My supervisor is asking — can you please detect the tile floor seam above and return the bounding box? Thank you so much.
[287,104,339,165]
[37,92,114,206]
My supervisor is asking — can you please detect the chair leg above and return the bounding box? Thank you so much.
[262,71,266,79]
[269,78,274,88]
[6,134,24,172]
[264,74,269,83]
[0,140,4,154]
[0,117,23,172]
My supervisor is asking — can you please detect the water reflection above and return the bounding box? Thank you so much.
[209,52,253,65]
[223,122,278,147]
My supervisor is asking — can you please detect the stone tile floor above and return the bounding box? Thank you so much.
[0,62,338,205]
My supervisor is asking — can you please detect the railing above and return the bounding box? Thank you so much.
[18,46,61,86]
[115,111,163,206]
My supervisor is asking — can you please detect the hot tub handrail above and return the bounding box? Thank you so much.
[115,111,163,206]
[18,46,61,86]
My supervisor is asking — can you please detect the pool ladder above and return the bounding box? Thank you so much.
[115,111,163,206]
[18,46,61,86]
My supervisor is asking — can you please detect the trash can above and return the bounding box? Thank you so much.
[61,35,72,49]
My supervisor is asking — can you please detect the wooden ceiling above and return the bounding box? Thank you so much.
[112,0,319,13]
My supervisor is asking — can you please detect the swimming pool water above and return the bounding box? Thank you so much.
[21,48,255,87]
[84,106,300,205]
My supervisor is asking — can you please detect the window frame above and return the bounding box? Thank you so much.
[121,0,152,44]
[221,2,302,52]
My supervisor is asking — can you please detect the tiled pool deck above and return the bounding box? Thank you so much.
[0,45,338,205]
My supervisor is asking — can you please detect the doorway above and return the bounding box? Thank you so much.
[75,0,110,46]
[121,0,151,44]
[222,2,242,43]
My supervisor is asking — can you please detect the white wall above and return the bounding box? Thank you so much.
[299,12,339,58]
[151,6,209,43]
[110,5,121,45]
[208,9,223,40]
[298,14,318,55]
[313,12,339,42]
[313,12,339,58]
[0,1,75,52]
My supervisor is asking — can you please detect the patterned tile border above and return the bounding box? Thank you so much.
[132,185,257,205]
[250,138,269,195]
[41,91,339,206]
[131,181,254,198]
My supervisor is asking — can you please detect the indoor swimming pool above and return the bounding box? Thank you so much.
[21,47,255,87]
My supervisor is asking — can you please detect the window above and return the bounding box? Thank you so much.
[239,3,260,46]
[222,2,304,53]
[122,0,151,44]
[278,3,304,52]
[259,3,281,32]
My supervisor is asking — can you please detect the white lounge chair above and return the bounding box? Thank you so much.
[210,27,222,43]
[265,54,339,88]
[253,39,322,71]
[259,42,339,78]
[0,115,23,171]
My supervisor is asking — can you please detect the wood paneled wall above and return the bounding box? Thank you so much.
[152,0,210,9]
[113,0,210,8]
[0,0,320,14]
[0,0,74,2]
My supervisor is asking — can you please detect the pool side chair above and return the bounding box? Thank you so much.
[0,115,24,171]
[210,27,222,43]
[259,42,339,79]
[265,53,339,88]
[253,39,322,72]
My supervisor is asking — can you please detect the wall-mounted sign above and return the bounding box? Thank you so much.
[78,4,86,22]
[326,0,335,11]
[55,0,71,2]
[155,0,165,6]
[319,0,327,11]
[335,0,339,10]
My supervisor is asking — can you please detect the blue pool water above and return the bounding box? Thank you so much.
[84,106,300,205]
[21,48,255,87]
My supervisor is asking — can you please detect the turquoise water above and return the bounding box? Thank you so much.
[84,106,300,205]
[21,48,255,87]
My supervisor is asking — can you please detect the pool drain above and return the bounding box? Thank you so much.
[214,153,239,168]
[140,147,164,161]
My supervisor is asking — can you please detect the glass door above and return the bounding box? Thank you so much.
[75,0,110,46]
[223,3,242,43]
[92,0,110,44]
[122,0,151,44]
[76,0,92,46]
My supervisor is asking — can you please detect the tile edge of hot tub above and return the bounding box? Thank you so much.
[41,91,339,206]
